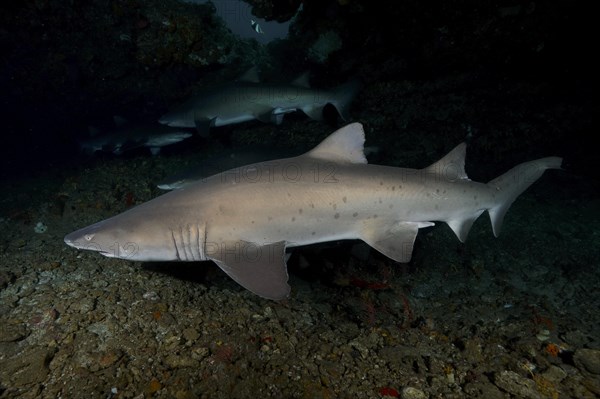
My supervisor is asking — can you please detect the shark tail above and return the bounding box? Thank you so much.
[486,156,562,236]
[330,79,361,121]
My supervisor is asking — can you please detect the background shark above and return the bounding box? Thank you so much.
[80,119,193,156]
[64,123,561,300]
[158,68,361,135]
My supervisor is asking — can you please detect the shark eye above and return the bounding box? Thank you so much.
[84,234,95,241]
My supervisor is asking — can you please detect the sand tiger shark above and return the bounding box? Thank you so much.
[158,68,361,135]
[81,118,193,156]
[64,123,561,300]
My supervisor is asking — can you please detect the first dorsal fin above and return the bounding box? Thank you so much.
[88,126,101,137]
[113,115,128,127]
[291,71,311,88]
[238,66,260,83]
[423,143,469,182]
[305,123,367,164]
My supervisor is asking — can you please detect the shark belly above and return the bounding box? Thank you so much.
[202,190,363,249]
[213,113,257,127]
[203,164,497,249]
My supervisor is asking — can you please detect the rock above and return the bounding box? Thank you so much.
[0,270,15,289]
[164,353,199,368]
[182,327,200,343]
[245,0,302,22]
[574,348,600,375]
[191,346,210,361]
[97,349,122,369]
[463,381,505,399]
[494,370,544,399]
[542,365,567,382]
[0,323,28,342]
[401,386,427,399]
[0,346,55,386]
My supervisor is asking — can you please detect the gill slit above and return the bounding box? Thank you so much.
[203,222,208,259]
[197,223,203,260]
[170,229,181,261]
[183,225,191,261]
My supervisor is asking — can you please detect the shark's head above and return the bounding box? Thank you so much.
[158,112,182,127]
[64,211,180,261]
[78,137,106,155]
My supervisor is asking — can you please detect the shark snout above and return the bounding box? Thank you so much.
[158,111,181,125]
[63,234,75,246]
[64,230,94,249]
[157,116,171,126]
[64,220,107,249]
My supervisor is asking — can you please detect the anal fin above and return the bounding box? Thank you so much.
[195,117,215,137]
[302,105,324,121]
[446,211,484,242]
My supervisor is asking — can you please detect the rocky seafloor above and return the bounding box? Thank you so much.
[1,118,599,398]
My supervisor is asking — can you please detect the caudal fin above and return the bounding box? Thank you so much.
[487,157,562,236]
[331,79,361,121]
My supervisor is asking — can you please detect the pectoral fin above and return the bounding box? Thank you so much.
[271,107,295,125]
[208,241,290,300]
[272,113,284,125]
[359,221,434,263]
[256,111,273,123]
